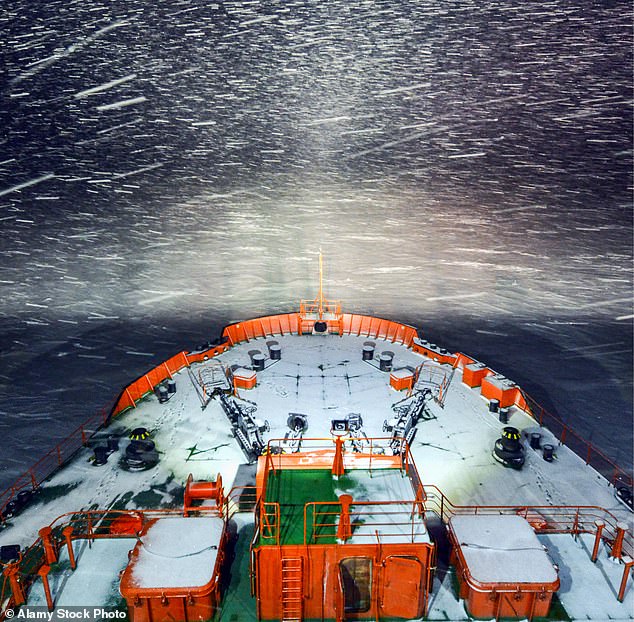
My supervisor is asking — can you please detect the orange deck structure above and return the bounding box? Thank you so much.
[448,514,560,620]
[390,368,415,391]
[251,439,435,621]
[233,367,257,390]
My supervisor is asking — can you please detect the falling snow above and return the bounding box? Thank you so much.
[0,0,631,491]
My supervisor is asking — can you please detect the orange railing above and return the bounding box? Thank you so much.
[261,437,406,475]
[0,407,111,523]
[520,390,633,489]
[299,299,342,317]
[305,499,426,545]
[257,438,421,546]
[423,484,633,559]
[0,507,218,619]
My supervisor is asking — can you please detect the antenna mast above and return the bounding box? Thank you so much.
[318,248,324,320]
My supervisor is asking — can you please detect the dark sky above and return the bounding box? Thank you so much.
[0,0,632,487]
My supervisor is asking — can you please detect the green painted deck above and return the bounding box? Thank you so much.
[261,468,340,545]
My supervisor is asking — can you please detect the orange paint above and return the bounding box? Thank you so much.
[120,518,227,622]
[233,368,256,390]
[462,363,491,388]
[390,369,414,391]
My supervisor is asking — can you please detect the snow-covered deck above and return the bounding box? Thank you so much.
[0,331,631,620]
[27,537,134,608]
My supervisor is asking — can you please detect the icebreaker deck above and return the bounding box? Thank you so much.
[0,296,632,621]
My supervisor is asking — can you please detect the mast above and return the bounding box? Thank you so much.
[318,248,324,320]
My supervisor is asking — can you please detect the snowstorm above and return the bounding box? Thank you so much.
[0,0,632,491]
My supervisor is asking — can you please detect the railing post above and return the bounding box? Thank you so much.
[39,526,58,565]
[618,558,634,603]
[610,522,628,560]
[337,495,353,543]
[561,426,567,445]
[38,565,54,611]
[63,526,76,570]
[586,443,592,465]
[4,562,25,606]
[591,520,604,562]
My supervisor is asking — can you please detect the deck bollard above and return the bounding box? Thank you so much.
[610,522,628,560]
[38,565,54,611]
[591,519,604,562]
[63,526,76,570]
[38,526,58,565]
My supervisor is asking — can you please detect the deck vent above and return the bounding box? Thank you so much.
[252,353,266,371]
[157,385,169,403]
[493,426,525,469]
[268,343,282,360]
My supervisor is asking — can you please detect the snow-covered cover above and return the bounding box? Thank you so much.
[390,368,413,379]
[233,366,256,379]
[449,514,558,584]
[129,517,224,589]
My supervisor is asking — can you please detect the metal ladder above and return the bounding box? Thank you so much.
[281,557,304,621]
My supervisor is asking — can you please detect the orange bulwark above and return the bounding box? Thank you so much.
[251,438,435,621]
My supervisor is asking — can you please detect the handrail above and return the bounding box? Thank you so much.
[423,484,633,560]
[0,311,630,537]
[226,485,258,516]
[305,499,426,545]
[520,389,633,488]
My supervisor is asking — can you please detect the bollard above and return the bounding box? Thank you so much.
[63,526,76,570]
[591,520,605,562]
[38,526,58,565]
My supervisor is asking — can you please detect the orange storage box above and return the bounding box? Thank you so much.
[390,368,414,391]
[481,374,519,408]
[233,367,257,390]
[462,362,489,388]
[448,514,559,620]
[120,516,226,622]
